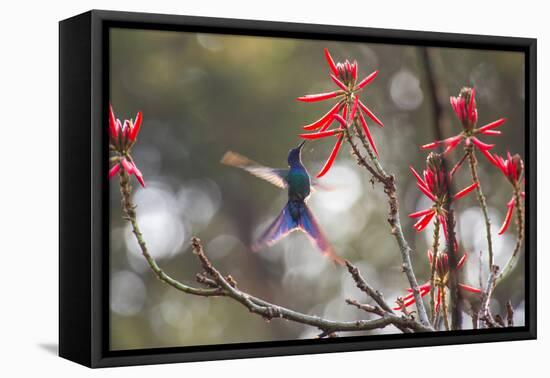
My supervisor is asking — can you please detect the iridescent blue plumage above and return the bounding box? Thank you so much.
[221,142,343,264]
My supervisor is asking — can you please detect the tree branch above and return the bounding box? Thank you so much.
[117,170,431,335]
[466,146,494,269]
[350,121,431,328]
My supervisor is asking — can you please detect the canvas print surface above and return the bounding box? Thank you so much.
[108,28,526,351]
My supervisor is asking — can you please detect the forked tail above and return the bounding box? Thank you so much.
[252,201,343,265]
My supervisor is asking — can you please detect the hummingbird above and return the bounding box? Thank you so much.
[221,141,344,265]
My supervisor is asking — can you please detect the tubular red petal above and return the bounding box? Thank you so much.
[443,138,462,155]
[302,102,342,131]
[410,166,427,186]
[459,283,482,294]
[498,202,515,235]
[421,141,439,150]
[297,91,342,102]
[481,130,501,136]
[409,208,435,218]
[454,182,479,200]
[330,74,348,91]
[416,182,437,202]
[121,158,134,174]
[479,148,498,166]
[300,129,341,140]
[413,211,436,232]
[132,162,146,188]
[469,88,476,122]
[356,70,379,89]
[478,118,506,132]
[457,254,468,269]
[109,104,118,138]
[352,60,358,80]
[471,137,494,151]
[333,113,348,128]
[358,112,379,157]
[129,111,143,141]
[349,96,359,121]
[323,48,339,76]
[109,163,121,179]
[358,100,384,127]
[316,135,344,178]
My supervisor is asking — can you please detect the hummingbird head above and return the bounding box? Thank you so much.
[287,140,306,166]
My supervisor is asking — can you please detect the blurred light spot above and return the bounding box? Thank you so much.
[206,234,243,259]
[197,34,224,52]
[124,182,186,267]
[282,237,329,280]
[177,179,221,229]
[470,63,499,101]
[110,270,146,316]
[390,70,423,110]
[160,299,193,329]
[312,164,362,213]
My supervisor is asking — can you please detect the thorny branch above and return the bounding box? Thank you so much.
[466,146,495,269]
[479,265,501,328]
[349,120,431,328]
[118,171,431,336]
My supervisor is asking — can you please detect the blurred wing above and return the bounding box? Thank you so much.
[252,204,298,252]
[221,151,288,189]
[310,179,339,192]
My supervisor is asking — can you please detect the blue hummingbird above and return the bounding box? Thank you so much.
[221,141,344,265]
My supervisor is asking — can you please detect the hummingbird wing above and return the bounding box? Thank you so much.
[251,204,298,252]
[310,179,338,192]
[221,151,288,189]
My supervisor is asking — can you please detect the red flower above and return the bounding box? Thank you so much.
[393,250,481,311]
[489,152,525,234]
[421,87,506,162]
[409,153,478,233]
[490,152,524,185]
[109,104,145,187]
[297,48,383,177]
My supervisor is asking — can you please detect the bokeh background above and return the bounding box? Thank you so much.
[109,28,525,350]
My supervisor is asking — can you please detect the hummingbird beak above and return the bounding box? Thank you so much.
[297,140,306,151]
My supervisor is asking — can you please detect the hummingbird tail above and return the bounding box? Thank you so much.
[252,202,344,265]
[298,203,344,265]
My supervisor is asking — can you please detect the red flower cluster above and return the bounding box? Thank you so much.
[108,104,145,187]
[394,250,481,311]
[421,87,506,162]
[409,153,478,234]
[297,48,383,177]
[489,152,525,234]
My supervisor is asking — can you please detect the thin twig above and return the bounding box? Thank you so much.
[118,169,431,334]
[479,265,501,328]
[506,301,514,327]
[429,217,441,323]
[344,261,394,313]
[466,147,494,270]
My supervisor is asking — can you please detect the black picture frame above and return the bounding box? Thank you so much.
[59,9,537,368]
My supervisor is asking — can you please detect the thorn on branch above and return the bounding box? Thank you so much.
[506,301,514,327]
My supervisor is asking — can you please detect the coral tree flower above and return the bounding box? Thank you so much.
[393,250,481,311]
[421,87,506,162]
[489,152,525,235]
[109,104,145,187]
[409,153,478,235]
[298,48,383,178]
